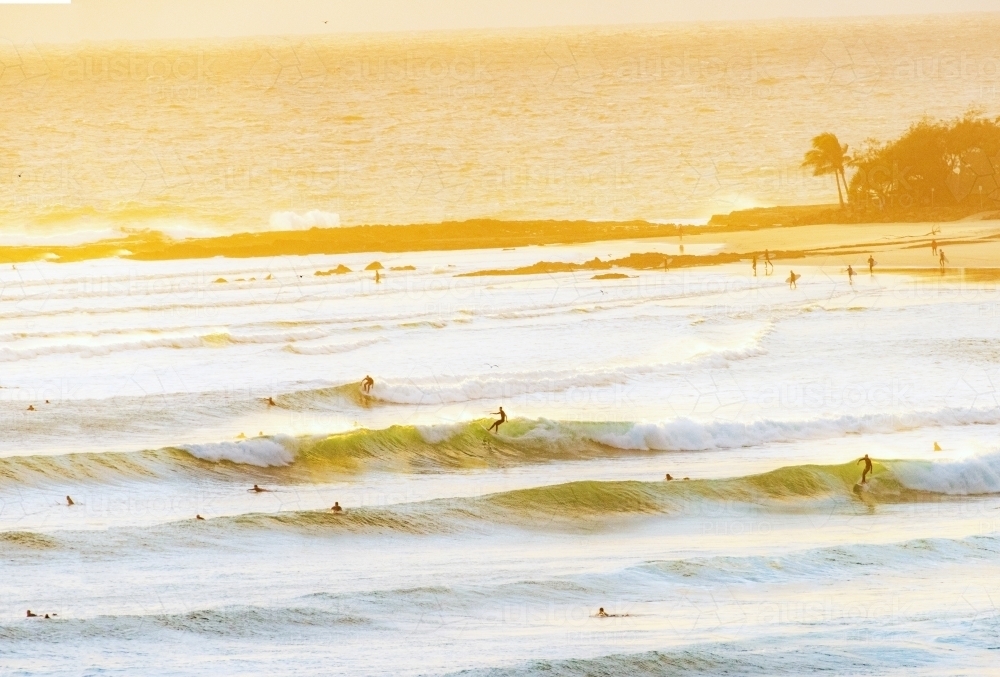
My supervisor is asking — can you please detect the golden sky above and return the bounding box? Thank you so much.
[1,0,999,43]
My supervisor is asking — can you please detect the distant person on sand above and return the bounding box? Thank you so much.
[787,270,799,289]
[764,249,773,274]
[939,249,947,270]
[857,454,873,484]
[361,375,374,393]
[331,502,343,513]
[868,255,876,275]
[488,406,507,433]
[374,269,381,283]
[847,265,855,284]
[752,255,758,277]
[931,239,938,256]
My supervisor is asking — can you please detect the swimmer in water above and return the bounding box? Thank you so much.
[26,610,37,617]
[847,265,855,284]
[66,496,74,506]
[665,473,673,481]
[267,396,276,406]
[27,405,35,411]
[857,454,873,484]
[597,607,609,617]
[487,406,507,433]
[331,502,343,513]
[196,514,205,520]
[250,484,270,493]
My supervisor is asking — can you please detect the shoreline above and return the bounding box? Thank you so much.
[0,216,998,273]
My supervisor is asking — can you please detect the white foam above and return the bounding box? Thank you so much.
[891,452,1000,495]
[268,210,341,230]
[179,436,297,467]
[586,408,1000,452]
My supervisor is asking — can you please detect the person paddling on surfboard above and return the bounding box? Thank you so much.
[487,406,507,433]
[857,454,873,484]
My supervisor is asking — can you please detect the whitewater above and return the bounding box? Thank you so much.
[0,238,998,675]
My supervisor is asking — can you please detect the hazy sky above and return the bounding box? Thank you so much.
[1,0,998,43]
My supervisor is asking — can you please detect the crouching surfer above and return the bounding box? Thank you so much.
[857,454,873,484]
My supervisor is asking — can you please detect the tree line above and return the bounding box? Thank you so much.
[803,112,1000,217]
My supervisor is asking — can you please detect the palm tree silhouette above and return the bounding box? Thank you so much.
[802,133,850,208]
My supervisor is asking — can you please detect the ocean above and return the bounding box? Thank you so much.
[2,14,1000,240]
[2,14,1000,677]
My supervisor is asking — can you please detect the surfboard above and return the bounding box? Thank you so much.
[786,273,800,283]
[852,483,866,495]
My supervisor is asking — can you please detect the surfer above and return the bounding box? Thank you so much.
[27,404,35,411]
[331,502,343,513]
[751,255,757,277]
[26,610,37,617]
[266,396,276,406]
[847,265,855,284]
[931,239,938,256]
[250,484,271,493]
[597,607,609,617]
[361,375,374,393]
[196,514,205,520]
[938,249,947,270]
[66,496,74,506]
[787,270,798,289]
[665,473,673,481]
[857,454,873,484]
[487,406,507,433]
[764,249,773,274]
[868,255,876,274]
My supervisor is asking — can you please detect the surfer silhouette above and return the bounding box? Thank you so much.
[331,502,343,513]
[938,249,947,270]
[857,454,873,484]
[665,473,673,481]
[868,255,876,274]
[488,406,507,433]
[752,255,757,276]
[196,514,205,520]
[66,496,74,506]
[26,610,37,617]
[361,375,374,393]
[250,484,271,493]
[787,270,799,289]
[266,396,276,406]
[931,239,938,256]
[597,607,609,617]
[764,249,773,274]
[847,265,855,284]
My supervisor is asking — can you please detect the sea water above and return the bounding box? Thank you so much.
[1,243,1000,675]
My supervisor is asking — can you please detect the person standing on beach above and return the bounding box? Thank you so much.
[764,249,773,275]
[787,270,798,289]
[868,255,876,275]
[931,239,938,256]
[939,249,947,270]
[847,265,855,284]
[752,255,758,277]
